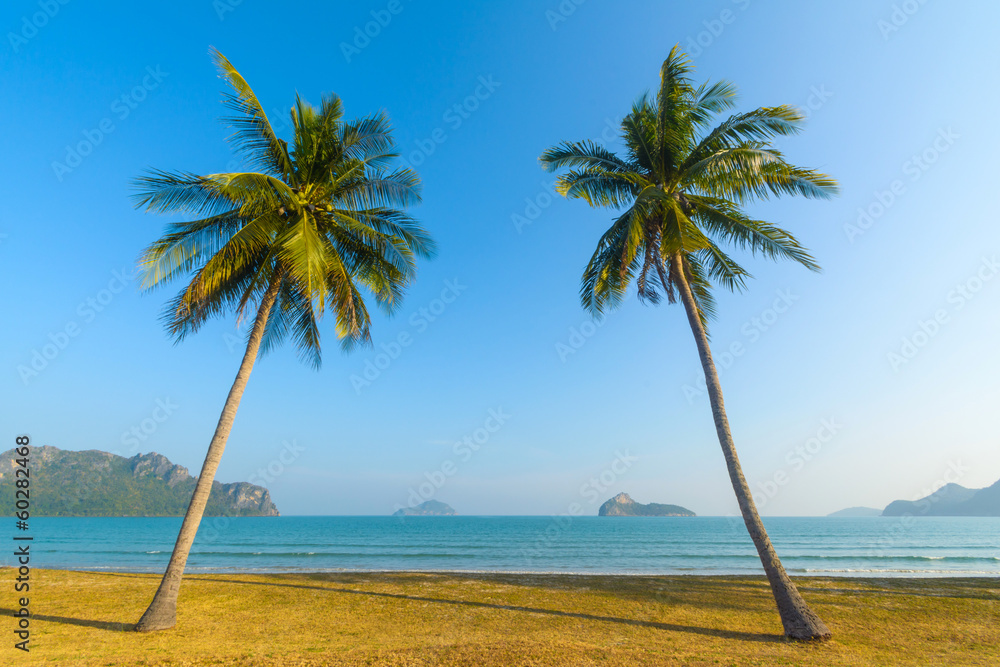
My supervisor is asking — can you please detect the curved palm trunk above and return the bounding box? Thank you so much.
[673,258,831,640]
[135,276,282,632]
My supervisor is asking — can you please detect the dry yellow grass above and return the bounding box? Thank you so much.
[1,568,997,666]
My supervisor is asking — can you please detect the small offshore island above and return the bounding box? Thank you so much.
[392,500,457,516]
[598,492,695,517]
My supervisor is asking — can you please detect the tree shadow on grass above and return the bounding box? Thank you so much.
[189,576,784,644]
[12,572,784,642]
[798,584,1000,602]
[0,608,134,632]
[96,571,774,611]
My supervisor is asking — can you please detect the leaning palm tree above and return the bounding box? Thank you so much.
[131,49,434,632]
[540,46,838,640]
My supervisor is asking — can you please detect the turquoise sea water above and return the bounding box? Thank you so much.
[14,516,1000,577]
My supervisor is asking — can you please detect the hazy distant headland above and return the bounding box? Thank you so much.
[882,480,1000,517]
[827,507,883,517]
[828,477,1000,517]
[0,446,278,517]
[598,493,695,517]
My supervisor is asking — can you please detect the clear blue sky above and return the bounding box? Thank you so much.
[3,0,998,516]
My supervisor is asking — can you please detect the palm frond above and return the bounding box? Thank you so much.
[539,140,633,173]
[688,195,821,271]
[341,111,397,169]
[656,45,696,174]
[690,79,738,127]
[138,210,244,290]
[580,205,644,315]
[335,168,421,209]
[132,169,235,216]
[211,48,295,180]
[555,168,643,208]
[621,96,659,174]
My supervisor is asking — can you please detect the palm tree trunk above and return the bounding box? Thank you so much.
[135,275,282,632]
[672,256,831,640]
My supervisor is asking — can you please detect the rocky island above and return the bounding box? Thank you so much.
[392,500,457,516]
[598,492,695,517]
[0,446,279,516]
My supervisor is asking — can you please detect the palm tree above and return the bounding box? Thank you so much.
[131,49,434,632]
[540,46,838,640]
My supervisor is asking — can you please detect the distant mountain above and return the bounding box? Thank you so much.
[0,446,278,517]
[828,506,883,517]
[882,480,1000,517]
[966,479,1000,515]
[598,493,695,517]
[392,500,456,516]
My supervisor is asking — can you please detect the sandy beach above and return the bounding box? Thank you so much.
[4,568,997,666]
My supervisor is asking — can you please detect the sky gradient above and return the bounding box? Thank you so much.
[3,0,999,516]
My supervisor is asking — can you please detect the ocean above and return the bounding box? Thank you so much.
[16,516,1000,577]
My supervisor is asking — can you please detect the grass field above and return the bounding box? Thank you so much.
[2,568,997,666]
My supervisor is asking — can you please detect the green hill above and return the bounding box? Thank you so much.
[0,446,278,517]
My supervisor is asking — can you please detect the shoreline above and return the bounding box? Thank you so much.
[30,565,1000,579]
[24,566,1000,586]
